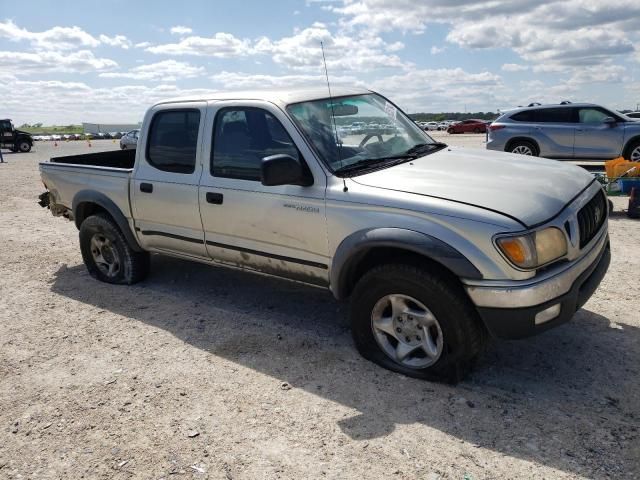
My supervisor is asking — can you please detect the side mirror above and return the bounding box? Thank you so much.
[261,154,313,187]
[603,116,617,125]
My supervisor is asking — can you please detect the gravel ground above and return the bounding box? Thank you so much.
[0,137,638,479]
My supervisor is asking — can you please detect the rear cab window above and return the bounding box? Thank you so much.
[146,110,200,174]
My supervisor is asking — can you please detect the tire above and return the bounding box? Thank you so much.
[349,263,487,383]
[508,140,538,156]
[447,128,454,134]
[623,139,640,161]
[473,127,481,133]
[79,213,149,285]
[16,140,31,152]
[121,144,126,150]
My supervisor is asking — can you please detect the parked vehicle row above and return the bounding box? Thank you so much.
[33,131,131,141]
[487,102,640,160]
[39,88,610,382]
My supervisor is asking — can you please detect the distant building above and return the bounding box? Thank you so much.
[82,122,141,134]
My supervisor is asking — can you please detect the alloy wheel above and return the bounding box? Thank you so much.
[90,234,121,278]
[512,145,533,155]
[370,294,444,369]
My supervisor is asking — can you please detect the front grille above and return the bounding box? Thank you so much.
[577,190,607,248]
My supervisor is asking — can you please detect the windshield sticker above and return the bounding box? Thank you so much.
[384,102,397,120]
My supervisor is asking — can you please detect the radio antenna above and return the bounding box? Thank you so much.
[320,41,347,191]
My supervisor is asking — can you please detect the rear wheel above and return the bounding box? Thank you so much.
[350,263,486,383]
[624,140,640,161]
[508,140,537,156]
[473,127,481,133]
[79,213,149,284]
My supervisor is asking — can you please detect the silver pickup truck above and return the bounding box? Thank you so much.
[39,88,610,382]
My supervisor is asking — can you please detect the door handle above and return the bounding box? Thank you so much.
[140,183,153,193]
[206,192,224,205]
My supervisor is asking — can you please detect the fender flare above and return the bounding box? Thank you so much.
[72,190,143,252]
[330,227,482,300]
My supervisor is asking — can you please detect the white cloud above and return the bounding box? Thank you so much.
[99,34,132,49]
[0,50,118,74]
[502,63,529,72]
[146,32,252,57]
[430,46,445,55]
[370,67,503,111]
[100,60,204,81]
[170,25,193,35]
[210,71,360,89]
[0,20,132,52]
[2,76,220,124]
[254,22,410,72]
[0,20,100,50]
[331,0,640,71]
[135,41,152,48]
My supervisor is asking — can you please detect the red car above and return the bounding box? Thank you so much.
[447,119,488,134]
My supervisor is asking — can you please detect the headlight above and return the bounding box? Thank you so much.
[496,227,567,269]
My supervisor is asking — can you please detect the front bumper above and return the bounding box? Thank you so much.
[465,232,610,339]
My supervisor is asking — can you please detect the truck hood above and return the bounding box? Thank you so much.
[15,129,32,137]
[351,147,594,227]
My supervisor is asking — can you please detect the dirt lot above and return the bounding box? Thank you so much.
[0,137,638,479]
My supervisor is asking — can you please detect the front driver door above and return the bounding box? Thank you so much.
[198,101,330,286]
[573,107,625,159]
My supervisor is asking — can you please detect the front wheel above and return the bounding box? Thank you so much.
[509,140,537,156]
[79,213,149,284]
[350,264,486,383]
[16,140,31,152]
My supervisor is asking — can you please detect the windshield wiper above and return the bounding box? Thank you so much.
[334,157,408,176]
[403,142,447,156]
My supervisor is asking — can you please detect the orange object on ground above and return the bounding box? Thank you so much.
[605,157,640,179]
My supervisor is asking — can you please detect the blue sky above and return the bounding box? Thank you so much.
[1,0,639,124]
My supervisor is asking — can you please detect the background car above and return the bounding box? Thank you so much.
[423,121,439,131]
[626,111,640,119]
[119,129,139,149]
[487,102,640,160]
[447,119,487,134]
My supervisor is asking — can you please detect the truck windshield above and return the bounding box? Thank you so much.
[287,93,441,175]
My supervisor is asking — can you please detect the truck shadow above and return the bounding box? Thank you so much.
[50,256,639,477]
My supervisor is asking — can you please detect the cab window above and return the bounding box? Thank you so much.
[146,110,200,174]
[211,107,299,181]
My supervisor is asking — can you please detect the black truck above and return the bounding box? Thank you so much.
[0,119,33,153]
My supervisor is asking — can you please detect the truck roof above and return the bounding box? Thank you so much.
[152,87,372,108]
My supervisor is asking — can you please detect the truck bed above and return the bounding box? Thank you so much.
[50,149,135,170]
[40,149,134,220]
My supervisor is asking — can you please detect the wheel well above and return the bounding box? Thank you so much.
[342,247,464,299]
[74,202,109,228]
[622,135,640,158]
[505,137,539,155]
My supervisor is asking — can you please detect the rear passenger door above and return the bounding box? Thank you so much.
[198,100,330,286]
[131,103,208,258]
[572,107,624,159]
[531,107,575,158]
